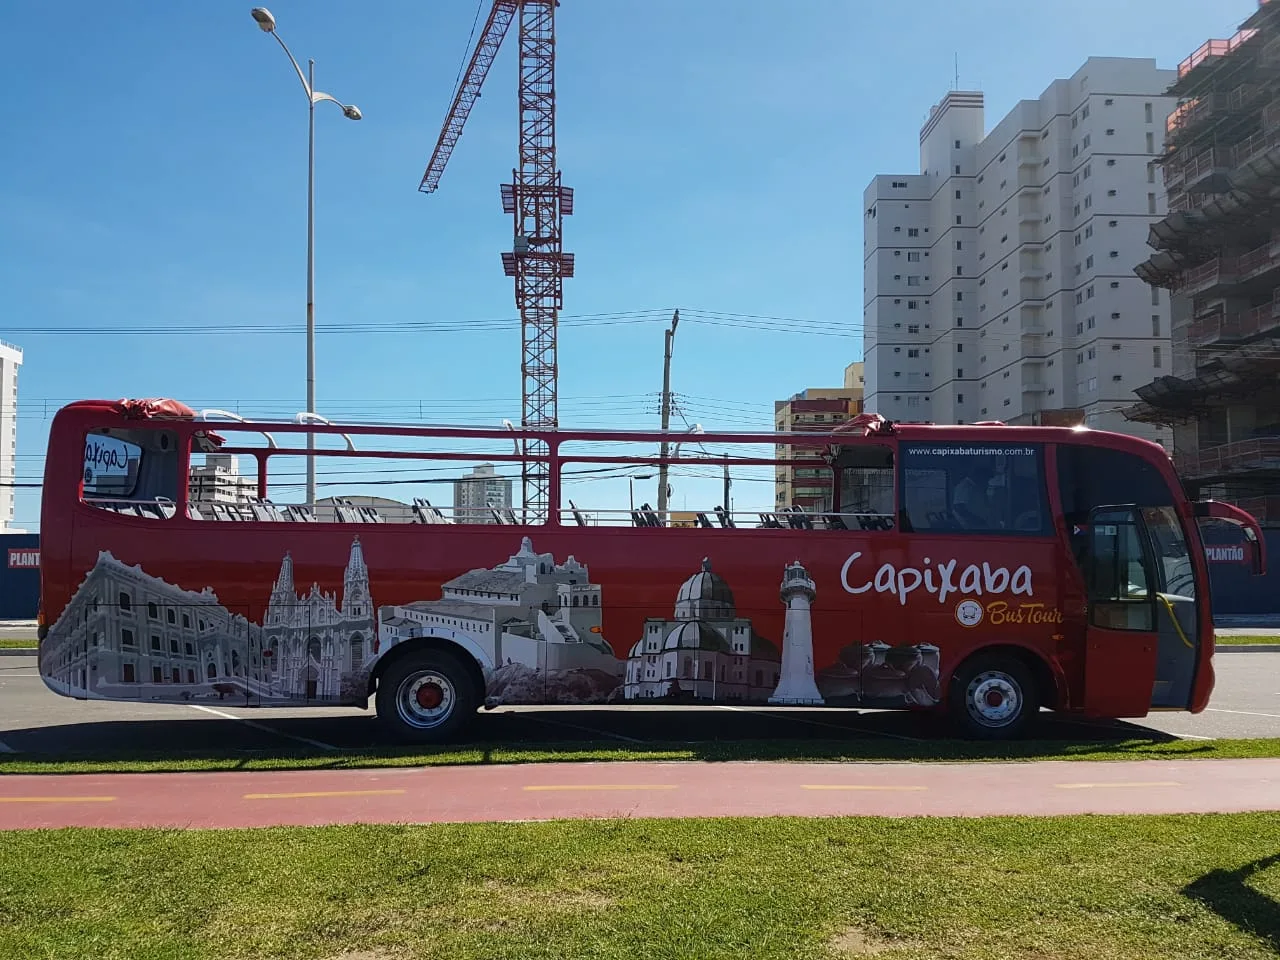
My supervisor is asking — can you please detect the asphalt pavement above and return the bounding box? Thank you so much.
[2,650,1279,756]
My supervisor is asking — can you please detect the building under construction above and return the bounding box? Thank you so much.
[1127,0,1280,526]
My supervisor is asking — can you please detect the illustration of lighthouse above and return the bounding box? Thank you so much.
[769,561,825,705]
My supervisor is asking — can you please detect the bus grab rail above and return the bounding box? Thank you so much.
[294,412,357,452]
[196,410,278,448]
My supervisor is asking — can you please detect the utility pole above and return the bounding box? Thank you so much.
[657,309,679,518]
[723,459,731,516]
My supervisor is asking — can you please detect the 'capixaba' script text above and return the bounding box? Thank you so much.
[839,552,1033,605]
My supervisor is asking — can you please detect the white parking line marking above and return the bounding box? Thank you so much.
[1207,708,1280,720]
[188,705,339,752]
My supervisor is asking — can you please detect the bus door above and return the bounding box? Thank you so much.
[1080,506,1161,718]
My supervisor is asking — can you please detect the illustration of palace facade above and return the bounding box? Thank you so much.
[377,536,622,704]
[40,539,378,704]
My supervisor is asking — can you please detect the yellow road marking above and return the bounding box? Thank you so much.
[0,796,116,804]
[523,784,678,791]
[1055,781,1180,790]
[242,789,407,800]
[801,785,928,791]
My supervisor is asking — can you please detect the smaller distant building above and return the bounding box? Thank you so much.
[453,464,513,524]
[188,454,256,505]
[774,362,864,512]
[0,340,22,532]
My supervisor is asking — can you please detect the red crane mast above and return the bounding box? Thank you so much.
[420,0,574,524]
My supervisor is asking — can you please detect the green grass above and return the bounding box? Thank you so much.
[0,638,35,649]
[1217,634,1280,646]
[0,815,1278,959]
[6,735,1280,776]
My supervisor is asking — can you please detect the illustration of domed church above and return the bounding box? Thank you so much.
[624,558,780,701]
[262,538,376,702]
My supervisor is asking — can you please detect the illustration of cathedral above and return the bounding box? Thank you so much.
[262,538,377,701]
[623,558,781,702]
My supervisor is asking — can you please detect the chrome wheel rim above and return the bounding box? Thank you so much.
[396,670,456,729]
[965,671,1021,727]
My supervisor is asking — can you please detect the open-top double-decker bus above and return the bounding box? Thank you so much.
[37,398,1265,742]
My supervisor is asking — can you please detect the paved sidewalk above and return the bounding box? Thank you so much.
[2,758,1279,829]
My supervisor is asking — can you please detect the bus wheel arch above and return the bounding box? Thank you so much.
[945,644,1056,739]
[369,639,485,744]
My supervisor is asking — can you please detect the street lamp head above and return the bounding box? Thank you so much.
[250,7,276,31]
[343,104,362,120]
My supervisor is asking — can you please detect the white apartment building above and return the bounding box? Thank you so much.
[188,454,256,504]
[453,463,513,523]
[0,340,20,531]
[863,58,1177,443]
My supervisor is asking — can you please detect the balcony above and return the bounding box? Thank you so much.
[1176,28,1258,82]
[1176,438,1280,480]
[1182,147,1234,192]
[1167,84,1260,143]
[1230,126,1280,170]
[1179,256,1241,297]
[1221,296,1280,341]
[1187,308,1228,347]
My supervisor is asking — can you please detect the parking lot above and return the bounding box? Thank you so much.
[2,649,1278,756]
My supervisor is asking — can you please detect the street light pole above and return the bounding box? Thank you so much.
[657,310,679,519]
[251,7,361,505]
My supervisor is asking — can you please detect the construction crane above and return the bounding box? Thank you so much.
[419,0,574,524]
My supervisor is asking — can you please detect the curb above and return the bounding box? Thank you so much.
[1216,644,1280,653]
[0,648,36,657]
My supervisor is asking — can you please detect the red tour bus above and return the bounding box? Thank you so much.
[37,398,1265,743]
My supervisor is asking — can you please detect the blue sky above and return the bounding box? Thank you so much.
[0,0,1257,528]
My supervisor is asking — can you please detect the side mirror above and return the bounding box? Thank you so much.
[1194,499,1267,576]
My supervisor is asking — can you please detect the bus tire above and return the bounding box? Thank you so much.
[948,654,1038,740]
[374,648,478,744]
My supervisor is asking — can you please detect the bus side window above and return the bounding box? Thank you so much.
[834,444,895,530]
[82,429,179,520]
[899,442,1049,534]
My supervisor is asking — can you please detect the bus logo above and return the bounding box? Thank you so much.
[954,600,984,628]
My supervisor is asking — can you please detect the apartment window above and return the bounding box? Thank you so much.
[1150,285,1159,306]
[956,292,963,301]
[1153,346,1162,369]
[908,227,919,237]
[956,343,964,352]
[907,324,920,333]
[1105,128,1115,136]
[955,139,961,149]
[956,216,962,225]
[907,276,921,286]
[1107,189,1117,197]
[1076,322,1084,335]
[1147,163,1156,183]
[1086,225,1093,238]
[1083,164,1091,179]
[1146,132,1155,153]
[907,349,920,359]
[957,368,964,377]
[955,190,962,199]
[955,266,963,276]
[892,181,907,188]
[1106,158,1116,166]
[1152,315,1160,336]
[956,241,962,250]
[1086,255,1093,269]
[1109,281,1119,288]
[957,393,965,403]
[1148,192,1157,215]
[907,300,919,309]
[955,318,963,327]
[955,164,961,174]
[1144,102,1153,123]
[907,251,920,261]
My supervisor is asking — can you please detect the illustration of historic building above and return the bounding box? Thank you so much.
[624,558,781,701]
[41,538,377,705]
[40,551,265,700]
[262,538,377,701]
[769,561,824,705]
[377,536,619,679]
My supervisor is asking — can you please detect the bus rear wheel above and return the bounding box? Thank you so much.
[948,654,1038,740]
[375,648,478,744]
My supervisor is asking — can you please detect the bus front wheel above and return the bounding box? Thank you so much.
[948,654,1038,740]
[375,648,478,744]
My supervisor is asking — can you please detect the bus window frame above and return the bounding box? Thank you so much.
[1085,504,1160,633]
